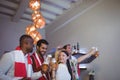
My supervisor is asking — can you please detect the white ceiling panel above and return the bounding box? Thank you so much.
[0,0,97,28]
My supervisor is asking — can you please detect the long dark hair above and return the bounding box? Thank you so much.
[61,50,73,80]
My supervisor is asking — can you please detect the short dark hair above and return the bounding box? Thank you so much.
[63,44,70,49]
[19,34,33,47]
[37,39,49,47]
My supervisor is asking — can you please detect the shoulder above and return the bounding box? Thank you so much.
[3,50,23,59]
[0,50,16,63]
[2,50,16,58]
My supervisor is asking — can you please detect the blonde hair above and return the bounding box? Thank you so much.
[54,50,61,63]
[55,48,68,63]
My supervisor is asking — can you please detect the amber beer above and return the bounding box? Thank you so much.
[41,62,49,73]
[51,58,57,80]
[41,54,52,72]
[92,47,99,57]
[94,51,99,57]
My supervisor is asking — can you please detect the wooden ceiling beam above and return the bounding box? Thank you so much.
[12,0,29,22]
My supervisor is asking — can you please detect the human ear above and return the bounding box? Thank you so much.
[36,46,39,50]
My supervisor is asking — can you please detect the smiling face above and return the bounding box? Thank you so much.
[37,43,48,56]
[58,51,68,64]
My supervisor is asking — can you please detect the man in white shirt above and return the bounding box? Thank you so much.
[0,34,43,80]
[63,44,99,80]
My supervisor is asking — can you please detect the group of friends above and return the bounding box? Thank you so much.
[0,34,99,80]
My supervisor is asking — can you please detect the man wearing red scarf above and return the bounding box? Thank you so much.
[31,39,50,80]
[0,34,43,80]
[63,44,99,80]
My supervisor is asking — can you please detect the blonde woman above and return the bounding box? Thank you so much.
[55,50,73,80]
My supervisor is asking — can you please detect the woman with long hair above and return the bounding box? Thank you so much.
[55,50,73,80]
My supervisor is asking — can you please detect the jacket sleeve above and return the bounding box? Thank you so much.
[72,53,96,64]
[31,69,43,79]
[80,55,96,63]
[0,53,14,80]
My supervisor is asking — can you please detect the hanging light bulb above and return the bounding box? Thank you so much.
[35,17,46,29]
[34,33,42,44]
[32,11,42,22]
[26,24,36,35]
[29,0,40,11]
[26,0,45,43]
[29,30,42,44]
[32,11,46,29]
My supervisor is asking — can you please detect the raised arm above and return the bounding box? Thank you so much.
[80,51,99,63]
[77,48,97,63]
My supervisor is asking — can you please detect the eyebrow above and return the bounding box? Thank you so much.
[42,47,47,49]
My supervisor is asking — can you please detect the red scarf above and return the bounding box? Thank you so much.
[14,51,32,78]
[15,46,21,50]
[31,52,49,80]
[31,52,44,69]
[77,64,80,76]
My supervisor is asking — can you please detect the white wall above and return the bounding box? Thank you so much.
[0,18,45,56]
[46,0,120,80]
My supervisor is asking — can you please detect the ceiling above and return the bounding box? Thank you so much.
[0,0,99,29]
[0,0,79,25]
